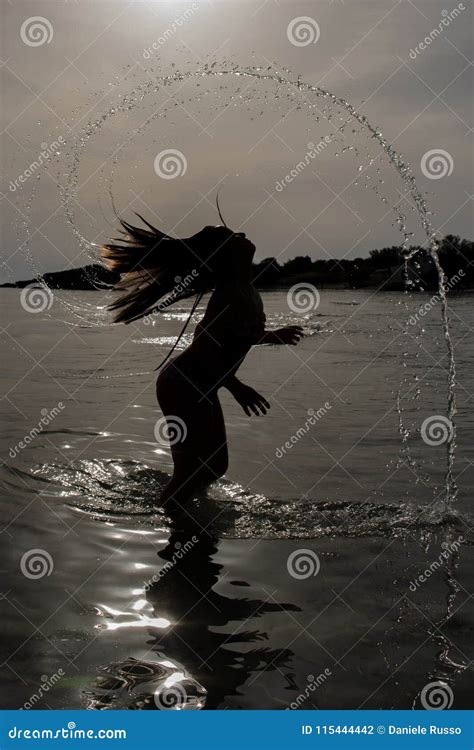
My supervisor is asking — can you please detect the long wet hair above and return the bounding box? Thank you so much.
[101,212,233,325]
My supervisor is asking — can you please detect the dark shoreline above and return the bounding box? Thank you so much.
[2,231,473,294]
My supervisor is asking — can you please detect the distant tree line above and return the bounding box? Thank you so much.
[252,235,474,291]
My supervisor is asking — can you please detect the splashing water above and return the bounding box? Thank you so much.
[13,60,458,517]
[83,656,206,710]
[4,459,466,541]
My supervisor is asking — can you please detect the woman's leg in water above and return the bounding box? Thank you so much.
[156,376,228,507]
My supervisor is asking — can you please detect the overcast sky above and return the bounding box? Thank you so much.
[1,0,472,281]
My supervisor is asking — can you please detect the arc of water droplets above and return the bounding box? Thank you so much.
[24,64,457,508]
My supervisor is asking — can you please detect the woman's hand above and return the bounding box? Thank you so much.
[232,382,271,416]
[270,326,304,345]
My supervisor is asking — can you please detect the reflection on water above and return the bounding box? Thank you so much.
[146,512,300,710]
[84,504,300,710]
[94,602,170,632]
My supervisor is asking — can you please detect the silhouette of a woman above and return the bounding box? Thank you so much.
[102,217,303,507]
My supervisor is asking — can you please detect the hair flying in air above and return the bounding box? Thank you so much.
[101,212,234,324]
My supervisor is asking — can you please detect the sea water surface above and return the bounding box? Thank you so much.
[0,288,472,710]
